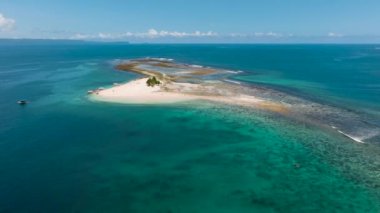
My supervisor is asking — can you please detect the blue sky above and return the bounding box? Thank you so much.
[1,0,380,43]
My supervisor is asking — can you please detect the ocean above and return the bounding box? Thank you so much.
[0,43,380,212]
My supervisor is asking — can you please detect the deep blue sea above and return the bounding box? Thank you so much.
[1,43,380,212]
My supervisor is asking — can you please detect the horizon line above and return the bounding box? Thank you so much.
[1,38,380,45]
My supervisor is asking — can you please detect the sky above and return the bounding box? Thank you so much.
[1,0,380,43]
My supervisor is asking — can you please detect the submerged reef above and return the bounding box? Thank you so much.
[111,58,380,144]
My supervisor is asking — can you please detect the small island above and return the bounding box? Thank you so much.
[90,58,288,113]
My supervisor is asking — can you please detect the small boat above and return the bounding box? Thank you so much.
[87,90,94,94]
[17,100,28,105]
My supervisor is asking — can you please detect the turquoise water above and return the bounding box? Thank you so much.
[1,43,380,212]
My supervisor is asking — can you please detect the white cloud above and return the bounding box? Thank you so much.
[69,30,353,42]
[328,32,344,37]
[65,30,356,42]
[253,32,282,37]
[147,29,158,37]
[132,29,218,38]
[71,33,91,39]
[70,29,218,40]
[0,13,15,31]
[229,32,286,38]
[98,33,114,39]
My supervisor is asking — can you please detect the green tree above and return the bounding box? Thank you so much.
[146,76,161,87]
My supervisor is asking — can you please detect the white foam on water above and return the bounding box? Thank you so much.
[149,57,174,62]
[337,130,365,143]
[330,124,380,144]
[224,79,241,85]
[225,70,243,74]
[190,65,203,68]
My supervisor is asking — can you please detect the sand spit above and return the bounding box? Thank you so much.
[91,77,288,114]
[91,58,287,112]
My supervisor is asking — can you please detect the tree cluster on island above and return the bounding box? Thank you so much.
[146,76,161,87]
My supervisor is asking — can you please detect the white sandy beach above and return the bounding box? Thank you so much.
[90,78,289,114]
[91,78,199,104]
